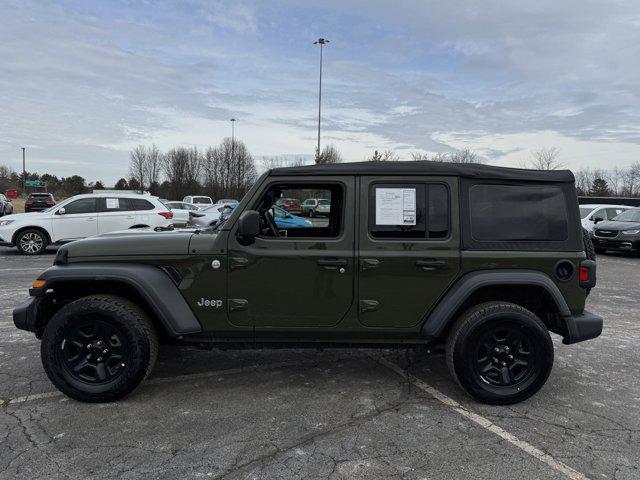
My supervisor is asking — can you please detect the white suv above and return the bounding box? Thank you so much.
[0,193,173,255]
[580,204,633,232]
[182,195,213,206]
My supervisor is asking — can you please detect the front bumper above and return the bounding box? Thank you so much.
[13,296,43,335]
[592,236,640,252]
[562,310,603,344]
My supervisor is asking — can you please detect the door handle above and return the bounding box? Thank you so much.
[415,259,446,270]
[87,217,96,221]
[317,259,347,269]
[361,258,380,271]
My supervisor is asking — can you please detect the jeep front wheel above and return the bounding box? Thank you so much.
[41,295,158,403]
[446,302,553,405]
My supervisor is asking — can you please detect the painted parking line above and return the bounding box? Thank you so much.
[1,359,317,407]
[377,357,589,480]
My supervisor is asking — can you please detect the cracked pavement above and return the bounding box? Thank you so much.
[1,249,639,479]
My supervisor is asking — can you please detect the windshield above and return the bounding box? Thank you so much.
[318,200,330,206]
[193,197,212,204]
[612,208,640,223]
[579,207,593,219]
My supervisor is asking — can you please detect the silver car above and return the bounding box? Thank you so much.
[301,198,331,217]
[188,202,233,227]
[0,194,13,217]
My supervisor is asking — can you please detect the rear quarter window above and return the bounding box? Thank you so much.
[470,184,568,242]
[129,198,155,211]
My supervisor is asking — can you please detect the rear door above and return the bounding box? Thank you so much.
[97,197,136,233]
[358,176,461,328]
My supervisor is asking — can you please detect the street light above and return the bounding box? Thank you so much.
[314,38,329,162]
[21,147,26,194]
[230,118,236,162]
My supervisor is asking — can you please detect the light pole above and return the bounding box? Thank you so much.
[230,118,236,162]
[314,38,329,162]
[21,147,26,194]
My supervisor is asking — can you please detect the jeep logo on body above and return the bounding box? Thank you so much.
[197,298,223,308]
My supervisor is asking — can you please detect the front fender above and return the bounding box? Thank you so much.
[26,263,202,336]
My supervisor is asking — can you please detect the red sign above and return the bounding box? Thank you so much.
[5,189,18,199]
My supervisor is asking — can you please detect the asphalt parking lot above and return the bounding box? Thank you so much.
[1,249,638,480]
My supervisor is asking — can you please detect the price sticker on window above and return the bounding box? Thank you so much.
[375,188,417,225]
[106,198,119,209]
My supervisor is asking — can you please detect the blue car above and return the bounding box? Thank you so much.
[219,205,312,229]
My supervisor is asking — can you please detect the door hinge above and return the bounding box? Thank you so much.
[230,257,249,269]
[359,299,380,313]
[228,298,248,312]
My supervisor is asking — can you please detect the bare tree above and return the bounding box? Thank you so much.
[450,148,481,164]
[316,144,342,164]
[203,138,257,200]
[145,144,162,195]
[162,147,191,199]
[410,152,430,161]
[129,145,148,193]
[367,149,399,162]
[261,156,287,171]
[529,147,564,170]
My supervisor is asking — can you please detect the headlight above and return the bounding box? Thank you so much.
[622,229,640,235]
[0,220,14,226]
[305,220,313,226]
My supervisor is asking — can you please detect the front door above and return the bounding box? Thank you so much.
[52,197,99,241]
[358,176,461,328]
[227,177,355,329]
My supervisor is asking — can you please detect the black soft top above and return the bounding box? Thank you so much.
[271,161,574,183]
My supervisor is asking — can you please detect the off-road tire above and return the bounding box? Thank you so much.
[583,228,596,261]
[41,295,158,403]
[16,228,48,255]
[446,301,554,405]
[582,228,596,296]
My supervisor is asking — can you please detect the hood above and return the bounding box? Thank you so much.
[61,228,198,258]
[1,211,50,222]
[594,220,640,231]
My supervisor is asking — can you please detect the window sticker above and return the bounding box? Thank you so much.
[106,198,119,209]
[375,188,417,225]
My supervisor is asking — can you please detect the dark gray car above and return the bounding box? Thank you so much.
[0,194,13,216]
[592,207,640,255]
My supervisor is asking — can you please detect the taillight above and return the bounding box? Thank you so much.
[25,200,33,205]
[46,200,54,205]
[579,267,589,283]
[579,260,596,289]
[158,211,173,220]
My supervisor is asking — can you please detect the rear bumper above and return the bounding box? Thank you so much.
[562,310,603,344]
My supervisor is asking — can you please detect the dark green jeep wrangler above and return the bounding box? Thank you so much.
[14,162,602,405]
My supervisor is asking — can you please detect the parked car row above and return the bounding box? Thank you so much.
[0,193,172,255]
[275,197,331,217]
[0,193,13,216]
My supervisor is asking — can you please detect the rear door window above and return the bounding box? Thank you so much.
[368,183,449,240]
[469,184,568,241]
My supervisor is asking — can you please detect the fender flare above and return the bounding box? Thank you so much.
[421,269,571,337]
[33,263,202,336]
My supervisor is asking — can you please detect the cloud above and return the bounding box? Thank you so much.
[0,0,639,184]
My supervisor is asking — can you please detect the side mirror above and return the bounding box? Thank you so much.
[593,217,604,224]
[57,207,66,215]
[237,210,260,244]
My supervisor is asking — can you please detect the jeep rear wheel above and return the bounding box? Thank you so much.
[446,302,553,405]
[16,229,48,255]
[41,295,158,403]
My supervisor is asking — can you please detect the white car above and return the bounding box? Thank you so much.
[580,204,632,232]
[163,201,201,226]
[182,195,213,207]
[0,193,173,255]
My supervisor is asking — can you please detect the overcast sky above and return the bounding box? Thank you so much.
[1,0,639,184]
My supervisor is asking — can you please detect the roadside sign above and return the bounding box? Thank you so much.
[25,180,43,187]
